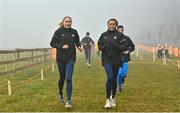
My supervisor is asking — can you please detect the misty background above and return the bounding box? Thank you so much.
[0,0,180,49]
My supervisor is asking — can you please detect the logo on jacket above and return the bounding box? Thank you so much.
[103,36,107,39]
[72,34,75,37]
[120,39,126,43]
[114,36,117,39]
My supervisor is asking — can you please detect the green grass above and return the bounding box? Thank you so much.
[0,51,180,112]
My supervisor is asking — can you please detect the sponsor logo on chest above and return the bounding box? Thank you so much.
[72,34,75,37]
[114,36,117,39]
[120,39,126,43]
[103,36,107,39]
[61,33,75,38]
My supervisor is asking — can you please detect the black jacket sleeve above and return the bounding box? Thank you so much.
[80,38,84,45]
[90,38,94,45]
[98,34,106,51]
[127,36,135,52]
[50,30,64,49]
[111,41,127,52]
[110,33,127,52]
[74,30,81,48]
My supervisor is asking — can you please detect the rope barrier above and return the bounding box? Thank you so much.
[11,72,41,85]
[0,63,56,95]
[0,83,7,88]
[43,64,53,72]
[167,58,178,67]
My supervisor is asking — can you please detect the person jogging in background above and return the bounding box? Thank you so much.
[50,16,82,109]
[117,25,135,92]
[98,19,128,108]
[81,32,94,68]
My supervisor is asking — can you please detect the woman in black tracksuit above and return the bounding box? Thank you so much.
[98,19,128,108]
[50,16,82,108]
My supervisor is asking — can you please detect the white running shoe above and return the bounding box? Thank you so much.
[87,63,90,68]
[104,99,111,108]
[65,102,72,109]
[85,63,91,68]
[110,97,116,107]
[58,93,64,102]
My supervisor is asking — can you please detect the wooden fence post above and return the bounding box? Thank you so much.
[41,69,44,80]
[8,81,12,95]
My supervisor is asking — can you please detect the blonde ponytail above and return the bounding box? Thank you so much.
[58,21,63,27]
[58,16,72,28]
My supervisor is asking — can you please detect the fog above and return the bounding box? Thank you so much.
[0,0,180,49]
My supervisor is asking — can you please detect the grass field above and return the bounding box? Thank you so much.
[0,51,180,112]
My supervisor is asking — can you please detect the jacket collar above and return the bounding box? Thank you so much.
[61,27,71,31]
[107,29,117,34]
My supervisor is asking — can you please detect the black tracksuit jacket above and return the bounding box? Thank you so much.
[80,37,94,50]
[120,34,135,62]
[98,30,128,67]
[50,27,81,63]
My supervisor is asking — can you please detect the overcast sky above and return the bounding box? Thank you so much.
[0,0,179,49]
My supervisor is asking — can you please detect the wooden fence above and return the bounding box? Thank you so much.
[0,48,53,75]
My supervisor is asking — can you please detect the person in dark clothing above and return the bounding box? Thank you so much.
[81,32,94,68]
[117,25,135,92]
[98,19,128,108]
[50,16,82,109]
